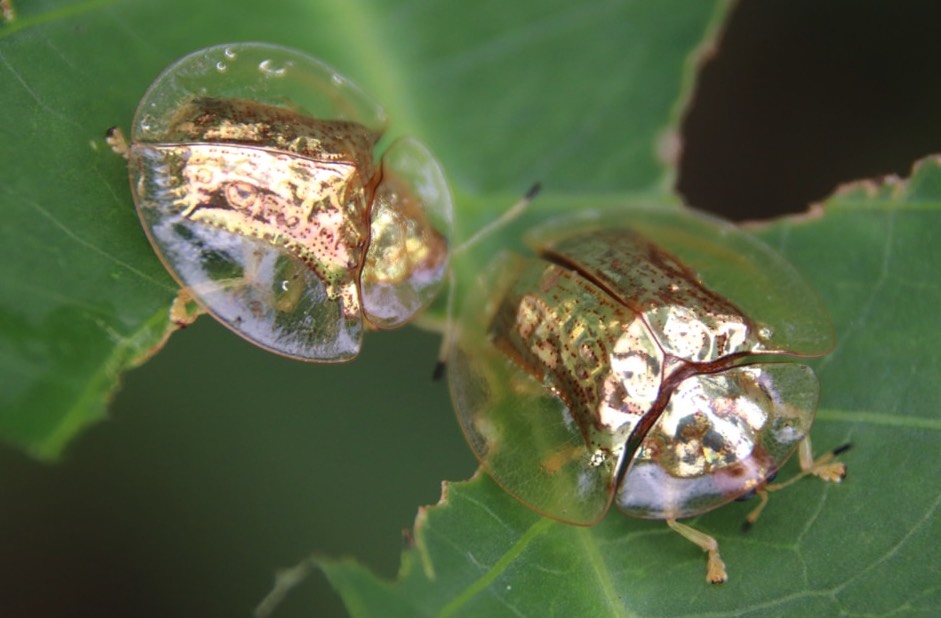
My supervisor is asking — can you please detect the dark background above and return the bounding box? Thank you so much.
[2,1,940,616]
[680,0,941,219]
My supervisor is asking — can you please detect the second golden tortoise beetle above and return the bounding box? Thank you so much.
[448,206,849,583]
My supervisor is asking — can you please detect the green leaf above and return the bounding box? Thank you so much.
[5,1,940,616]
[310,158,941,617]
[0,0,722,459]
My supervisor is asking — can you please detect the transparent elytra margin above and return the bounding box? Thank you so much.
[125,42,453,362]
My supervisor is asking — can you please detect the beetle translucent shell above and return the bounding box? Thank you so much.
[126,43,453,361]
[448,207,838,576]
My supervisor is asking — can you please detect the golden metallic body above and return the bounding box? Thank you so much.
[485,228,812,519]
[123,44,453,361]
[449,209,846,582]
[132,97,380,322]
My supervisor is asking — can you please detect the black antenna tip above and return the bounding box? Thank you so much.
[432,360,446,382]
[525,182,542,200]
[832,443,853,457]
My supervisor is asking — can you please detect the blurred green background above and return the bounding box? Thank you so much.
[2,1,941,617]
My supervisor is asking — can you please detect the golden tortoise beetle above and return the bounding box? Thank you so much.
[108,42,453,362]
[447,206,849,583]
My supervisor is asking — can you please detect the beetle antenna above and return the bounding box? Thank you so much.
[452,182,541,256]
[742,439,850,530]
[433,183,542,380]
[831,443,853,457]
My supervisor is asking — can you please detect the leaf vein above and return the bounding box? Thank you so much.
[575,527,633,618]
[0,49,77,126]
[22,197,174,290]
[817,408,941,432]
[438,518,553,617]
[455,489,520,536]
[424,3,617,80]
[832,489,941,596]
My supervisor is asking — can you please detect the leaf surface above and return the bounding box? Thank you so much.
[317,158,941,617]
[0,0,720,458]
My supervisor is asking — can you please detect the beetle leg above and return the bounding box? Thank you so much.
[666,518,727,584]
[771,437,849,491]
[169,288,202,328]
[796,436,850,483]
[741,489,769,531]
[105,127,130,159]
[743,438,850,528]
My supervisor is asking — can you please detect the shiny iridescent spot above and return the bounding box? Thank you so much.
[116,43,452,362]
